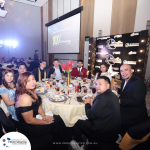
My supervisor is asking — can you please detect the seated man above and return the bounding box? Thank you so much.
[48,59,64,78]
[112,64,148,135]
[15,63,27,82]
[71,60,87,78]
[32,60,47,81]
[71,76,121,150]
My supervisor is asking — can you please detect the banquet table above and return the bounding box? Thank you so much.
[38,79,90,127]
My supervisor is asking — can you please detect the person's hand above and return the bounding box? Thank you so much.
[90,98,94,106]
[84,97,91,105]
[53,72,56,76]
[119,99,121,104]
[61,72,64,76]
[43,116,54,124]
[80,72,83,76]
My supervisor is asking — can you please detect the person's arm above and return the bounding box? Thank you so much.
[48,68,53,78]
[60,66,64,76]
[120,80,147,107]
[38,105,54,122]
[85,96,106,121]
[82,68,87,78]
[1,93,15,106]
[20,95,53,125]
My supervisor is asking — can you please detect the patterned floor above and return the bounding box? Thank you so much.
[146,87,150,116]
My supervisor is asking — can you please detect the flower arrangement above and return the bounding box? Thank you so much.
[1,56,5,61]
[61,60,74,73]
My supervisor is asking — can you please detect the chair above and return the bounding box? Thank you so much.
[119,117,150,150]
[0,107,54,150]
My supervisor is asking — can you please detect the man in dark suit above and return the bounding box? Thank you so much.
[71,76,121,150]
[112,64,148,135]
[71,60,87,78]
[32,60,47,82]
[48,59,64,78]
[14,63,27,82]
[34,50,39,63]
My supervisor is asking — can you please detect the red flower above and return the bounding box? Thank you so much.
[61,60,74,73]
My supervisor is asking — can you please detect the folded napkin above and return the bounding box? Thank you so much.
[76,115,88,120]
[36,111,53,120]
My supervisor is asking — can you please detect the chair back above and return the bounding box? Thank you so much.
[0,108,16,132]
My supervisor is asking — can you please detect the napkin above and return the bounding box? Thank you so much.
[36,111,53,120]
[76,115,88,120]
[69,84,73,87]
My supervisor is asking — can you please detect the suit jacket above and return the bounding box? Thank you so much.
[32,68,47,82]
[119,75,148,122]
[48,66,63,78]
[14,73,19,83]
[34,54,39,63]
[85,89,121,141]
[71,67,87,78]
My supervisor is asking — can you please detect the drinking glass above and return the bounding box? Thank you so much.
[92,86,96,94]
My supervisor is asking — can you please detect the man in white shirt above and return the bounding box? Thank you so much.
[48,59,64,78]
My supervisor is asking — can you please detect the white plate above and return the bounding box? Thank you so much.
[49,95,65,102]
[76,77,82,81]
[35,88,45,94]
[82,94,93,100]
[42,78,49,81]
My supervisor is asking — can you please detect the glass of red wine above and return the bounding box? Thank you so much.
[92,86,96,94]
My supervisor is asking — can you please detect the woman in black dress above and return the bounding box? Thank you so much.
[15,71,71,148]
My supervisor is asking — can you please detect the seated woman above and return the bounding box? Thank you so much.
[0,69,19,128]
[95,63,112,81]
[15,71,71,148]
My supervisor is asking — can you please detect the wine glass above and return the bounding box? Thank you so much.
[92,86,96,94]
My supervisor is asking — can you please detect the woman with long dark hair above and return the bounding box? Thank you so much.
[95,63,112,81]
[15,71,71,148]
[0,69,18,126]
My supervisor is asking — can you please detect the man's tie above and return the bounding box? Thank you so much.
[79,68,80,73]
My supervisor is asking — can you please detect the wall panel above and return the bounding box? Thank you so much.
[110,0,137,35]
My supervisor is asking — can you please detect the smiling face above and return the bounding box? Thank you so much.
[26,75,36,90]
[40,61,46,69]
[53,60,59,68]
[18,65,27,74]
[5,72,13,83]
[100,65,107,73]
[120,64,132,81]
[96,78,110,94]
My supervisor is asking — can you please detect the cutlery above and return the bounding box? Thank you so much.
[64,99,67,104]
[69,98,71,104]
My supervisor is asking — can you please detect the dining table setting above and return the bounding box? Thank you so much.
[36,76,97,127]
[0,62,18,74]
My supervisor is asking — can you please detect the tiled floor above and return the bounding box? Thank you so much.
[146,87,150,116]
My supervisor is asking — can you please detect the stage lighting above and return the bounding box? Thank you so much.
[4,40,18,47]
[0,40,3,44]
